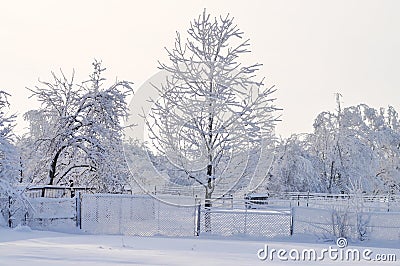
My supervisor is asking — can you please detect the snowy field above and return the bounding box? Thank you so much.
[1,227,399,266]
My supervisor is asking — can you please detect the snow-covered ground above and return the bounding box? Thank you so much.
[1,227,399,265]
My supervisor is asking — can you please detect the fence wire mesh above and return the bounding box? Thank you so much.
[292,207,339,238]
[365,212,400,240]
[25,197,76,230]
[199,199,292,238]
[0,197,8,226]
[292,206,400,241]
[80,194,196,237]
[0,196,76,229]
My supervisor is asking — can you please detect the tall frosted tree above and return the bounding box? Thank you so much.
[146,10,279,213]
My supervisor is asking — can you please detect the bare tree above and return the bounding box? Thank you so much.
[145,10,280,219]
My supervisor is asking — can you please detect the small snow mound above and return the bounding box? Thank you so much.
[13,224,32,232]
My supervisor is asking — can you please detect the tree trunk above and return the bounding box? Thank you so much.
[204,164,214,232]
[49,146,65,186]
[42,146,65,197]
[204,184,213,233]
[328,161,334,193]
[8,196,12,228]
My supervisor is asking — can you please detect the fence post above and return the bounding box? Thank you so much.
[76,192,82,229]
[119,197,122,234]
[194,197,201,236]
[290,207,294,236]
[244,206,247,235]
[156,198,160,235]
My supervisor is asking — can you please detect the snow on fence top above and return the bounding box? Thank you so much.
[25,186,97,198]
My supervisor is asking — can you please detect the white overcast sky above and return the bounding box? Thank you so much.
[1,0,399,137]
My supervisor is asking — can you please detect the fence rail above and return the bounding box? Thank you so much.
[251,192,400,212]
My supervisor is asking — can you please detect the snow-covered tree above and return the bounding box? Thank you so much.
[309,94,348,193]
[123,139,170,194]
[268,94,400,195]
[308,96,400,194]
[0,91,23,227]
[0,91,20,194]
[145,9,280,212]
[23,61,133,193]
[270,135,322,193]
[341,104,400,193]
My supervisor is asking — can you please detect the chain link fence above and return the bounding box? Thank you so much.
[292,206,400,241]
[366,212,400,240]
[0,197,8,226]
[2,192,400,241]
[80,194,197,237]
[198,199,292,238]
[199,208,291,237]
[80,195,293,238]
[292,206,338,238]
[25,197,76,230]
[0,196,76,229]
